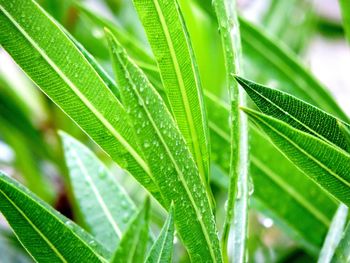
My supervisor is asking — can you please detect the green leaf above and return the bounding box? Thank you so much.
[318,204,348,263]
[339,0,350,45]
[338,120,350,153]
[145,206,175,263]
[60,131,137,252]
[239,17,349,122]
[235,76,350,152]
[242,108,350,207]
[0,0,164,204]
[0,171,109,262]
[205,91,338,253]
[331,221,350,262]
[213,0,249,261]
[132,0,211,188]
[110,198,150,263]
[106,31,222,262]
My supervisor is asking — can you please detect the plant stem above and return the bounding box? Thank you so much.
[213,0,249,262]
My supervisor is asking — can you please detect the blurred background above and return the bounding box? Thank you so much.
[0,0,349,262]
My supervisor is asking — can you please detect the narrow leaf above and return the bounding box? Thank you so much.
[236,76,350,151]
[331,221,350,262]
[239,17,349,121]
[242,108,350,207]
[106,32,222,262]
[0,0,164,204]
[205,91,338,253]
[60,131,137,252]
[110,198,150,263]
[145,206,175,263]
[0,171,109,262]
[318,204,348,263]
[213,0,249,261]
[132,0,211,187]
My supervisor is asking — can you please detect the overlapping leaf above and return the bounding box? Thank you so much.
[106,31,222,262]
[110,198,150,263]
[235,76,350,151]
[205,91,338,253]
[242,108,350,206]
[0,171,109,262]
[60,131,136,252]
[132,0,211,188]
[145,206,174,263]
[0,0,163,204]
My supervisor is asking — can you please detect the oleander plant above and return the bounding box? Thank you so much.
[1,0,350,262]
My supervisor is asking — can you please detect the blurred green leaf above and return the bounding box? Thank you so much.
[239,18,349,122]
[145,205,174,263]
[107,32,222,262]
[110,198,150,263]
[339,0,350,45]
[318,204,348,263]
[60,131,137,252]
[242,108,350,207]
[0,171,109,262]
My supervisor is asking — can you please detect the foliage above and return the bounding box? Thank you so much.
[0,0,349,262]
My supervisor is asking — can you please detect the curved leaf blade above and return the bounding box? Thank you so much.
[0,171,108,262]
[107,32,222,262]
[236,76,350,151]
[145,206,174,263]
[60,131,137,252]
[331,221,350,262]
[243,108,350,206]
[132,0,211,187]
[111,198,150,263]
[318,204,348,263]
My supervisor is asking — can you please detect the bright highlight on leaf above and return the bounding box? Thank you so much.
[60,131,137,252]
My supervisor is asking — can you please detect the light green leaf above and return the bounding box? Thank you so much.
[106,31,222,262]
[331,221,350,262]
[205,91,338,253]
[132,0,211,188]
[0,0,163,204]
[145,206,174,263]
[318,204,348,263]
[60,131,137,252]
[338,120,350,153]
[235,76,350,151]
[110,198,150,263]
[0,171,109,262]
[339,0,350,45]
[242,108,350,207]
[239,17,349,122]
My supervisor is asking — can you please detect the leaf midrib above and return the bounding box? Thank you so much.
[69,145,122,238]
[252,112,350,189]
[251,156,331,226]
[0,5,152,178]
[151,0,206,181]
[120,59,217,262]
[0,189,68,262]
[246,84,349,155]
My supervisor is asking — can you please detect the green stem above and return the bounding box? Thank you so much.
[213,0,249,262]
